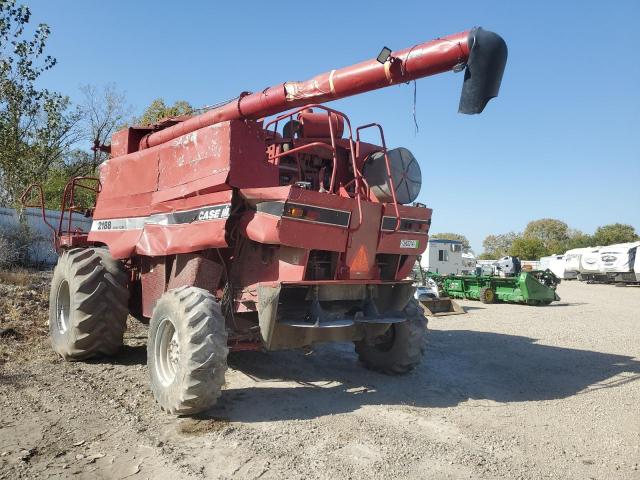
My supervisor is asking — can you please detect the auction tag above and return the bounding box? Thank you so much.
[400,239,419,249]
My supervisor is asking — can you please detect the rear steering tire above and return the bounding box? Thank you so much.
[355,299,427,374]
[49,248,129,361]
[148,287,228,415]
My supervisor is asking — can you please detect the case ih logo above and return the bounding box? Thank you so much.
[198,205,230,221]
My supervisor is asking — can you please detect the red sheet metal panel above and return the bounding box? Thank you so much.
[166,254,223,293]
[141,257,165,317]
[88,190,233,259]
[341,201,382,280]
[377,203,432,256]
[135,221,227,256]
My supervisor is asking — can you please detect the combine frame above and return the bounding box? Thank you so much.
[23,27,507,415]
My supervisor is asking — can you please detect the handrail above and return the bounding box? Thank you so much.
[265,104,364,231]
[59,177,101,238]
[356,123,401,232]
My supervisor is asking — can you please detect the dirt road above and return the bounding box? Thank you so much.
[1,275,639,479]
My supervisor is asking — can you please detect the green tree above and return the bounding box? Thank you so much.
[481,232,519,259]
[430,232,471,252]
[561,230,593,251]
[41,150,97,210]
[0,1,80,206]
[523,218,570,253]
[137,98,193,126]
[510,237,548,260]
[592,223,639,246]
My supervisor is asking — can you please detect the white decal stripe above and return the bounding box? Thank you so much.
[91,203,231,232]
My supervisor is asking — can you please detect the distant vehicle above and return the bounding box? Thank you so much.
[461,252,477,275]
[414,280,439,301]
[495,256,521,277]
[476,264,496,276]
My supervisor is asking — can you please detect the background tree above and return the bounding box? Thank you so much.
[41,150,96,210]
[523,218,570,254]
[430,232,471,252]
[480,232,518,259]
[509,237,548,260]
[562,229,593,251]
[80,83,132,171]
[137,98,192,126]
[592,223,638,246]
[0,1,81,206]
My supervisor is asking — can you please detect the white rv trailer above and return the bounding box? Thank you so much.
[420,239,464,275]
[564,247,588,277]
[539,254,576,279]
[599,241,640,283]
[578,246,605,282]
[461,252,477,275]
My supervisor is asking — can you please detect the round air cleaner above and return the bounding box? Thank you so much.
[363,147,422,205]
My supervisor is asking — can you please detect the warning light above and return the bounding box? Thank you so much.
[286,206,304,218]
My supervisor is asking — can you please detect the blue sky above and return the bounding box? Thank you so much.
[26,0,640,252]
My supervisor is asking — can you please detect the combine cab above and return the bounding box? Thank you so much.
[24,27,507,414]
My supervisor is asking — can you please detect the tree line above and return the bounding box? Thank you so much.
[432,220,638,261]
[0,1,192,210]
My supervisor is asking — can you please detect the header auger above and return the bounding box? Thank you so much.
[28,27,507,415]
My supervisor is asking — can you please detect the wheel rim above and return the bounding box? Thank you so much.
[487,290,494,302]
[55,280,71,334]
[155,317,179,387]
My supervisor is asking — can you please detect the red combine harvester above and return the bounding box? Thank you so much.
[24,28,506,414]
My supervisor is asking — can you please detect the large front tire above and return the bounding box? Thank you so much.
[355,299,427,374]
[49,248,129,361]
[148,287,228,415]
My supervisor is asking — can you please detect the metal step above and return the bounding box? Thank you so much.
[279,319,354,328]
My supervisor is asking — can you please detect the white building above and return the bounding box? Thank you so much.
[420,239,464,275]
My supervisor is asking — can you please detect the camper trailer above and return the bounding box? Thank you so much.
[564,247,588,277]
[421,239,464,275]
[578,246,605,282]
[461,252,477,275]
[539,254,576,280]
[600,242,640,284]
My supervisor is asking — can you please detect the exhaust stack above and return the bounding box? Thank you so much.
[138,27,507,150]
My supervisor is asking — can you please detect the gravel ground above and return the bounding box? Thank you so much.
[0,275,639,479]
